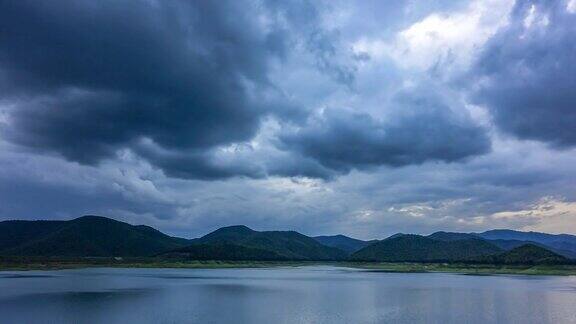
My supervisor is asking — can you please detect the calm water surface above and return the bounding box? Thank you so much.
[1,266,576,324]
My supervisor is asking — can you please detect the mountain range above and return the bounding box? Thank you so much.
[474,230,576,259]
[0,215,573,265]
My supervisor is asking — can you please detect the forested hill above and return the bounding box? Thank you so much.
[165,225,347,261]
[0,216,190,257]
[350,235,503,262]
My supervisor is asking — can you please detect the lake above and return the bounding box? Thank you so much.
[1,266,576,323]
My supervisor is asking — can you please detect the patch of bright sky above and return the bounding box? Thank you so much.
[492,197,576,234]
[568,0,576,13]
[388,0,514,72]
[349,0,512,80]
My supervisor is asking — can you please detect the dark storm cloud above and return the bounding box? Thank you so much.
[278,88,491,174]
[0,0,492,181]
[0,0,311,177]
[471,0,576,147]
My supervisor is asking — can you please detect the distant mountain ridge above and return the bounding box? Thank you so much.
[476,229,576,242]
[313,235,377,254]
[426,230,576,259]
[474,230,576,258]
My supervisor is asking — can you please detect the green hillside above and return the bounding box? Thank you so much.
[484,244,568,265]
[174,225,347,261]
[350,235,502,262]
[0,216,190,257]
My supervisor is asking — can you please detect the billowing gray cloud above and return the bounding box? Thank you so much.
[278,87,491,175]
[471,0,576,147]
[0,0,318,178]
[0,0,493,180]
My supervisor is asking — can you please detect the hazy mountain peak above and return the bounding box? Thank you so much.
[313,234,375,255]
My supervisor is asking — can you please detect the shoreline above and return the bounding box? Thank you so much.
[2,259,576,276]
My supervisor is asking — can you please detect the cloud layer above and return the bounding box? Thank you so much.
[0,0,575,237]
[0,0,494,179]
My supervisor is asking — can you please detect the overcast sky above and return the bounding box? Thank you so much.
[1,0,576,239]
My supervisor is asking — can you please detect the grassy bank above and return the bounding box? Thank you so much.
[344,262,576,275]
[2,258,576,275]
